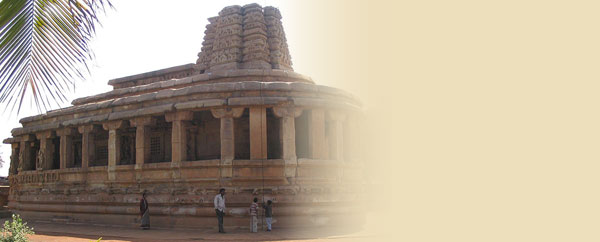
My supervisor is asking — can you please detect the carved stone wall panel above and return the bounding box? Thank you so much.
[215,24,243,38]
[242,52,270,62]
[218,5,242,16]
[243,39,269,54]
[209,47,243,65]
[243,11,266,24]
[243,29,268,41]
[212,35,243,51]
[243,22,267,33]
[9,144,19,175]
[217,14,243,26]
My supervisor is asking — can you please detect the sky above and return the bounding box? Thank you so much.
[0,0,371,176]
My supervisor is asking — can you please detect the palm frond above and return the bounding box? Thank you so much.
[0,0,111,115]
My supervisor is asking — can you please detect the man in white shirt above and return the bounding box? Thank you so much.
[214,188,226,233]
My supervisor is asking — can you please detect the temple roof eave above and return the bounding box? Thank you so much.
[3,137,19,144]
[11,96,362,137]
[107,63,196,86]
[74,68,316,106]
[18,75,357,125]
[18,68,316,124]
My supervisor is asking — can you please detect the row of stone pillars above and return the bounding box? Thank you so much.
[10,106,355,179]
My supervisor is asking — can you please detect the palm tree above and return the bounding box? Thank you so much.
[0,0,111,114]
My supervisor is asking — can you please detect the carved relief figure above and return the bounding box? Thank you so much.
[36,148,44,170]
[186,128,195,161]
[121,136,132,164]
[18,148,24,171]
[9,149,18,174]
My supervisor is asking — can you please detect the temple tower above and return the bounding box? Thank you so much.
[196,4,292,72]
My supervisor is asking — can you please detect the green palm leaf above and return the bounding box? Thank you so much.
[0,0,111,114]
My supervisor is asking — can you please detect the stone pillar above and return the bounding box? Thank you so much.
[166,111,193,164]
[78,125,98,169]
[9,143,20,175]
[345,115,360,163]
[166,111,193,180]
[308,109,327,159]
[57,128,76,169]
[18,141,27,172]
[18,135,34,172]
[273,106,303,177]
[103,121,125,181]
[130,117,155,170]
[327,111,346,161]
[211,107,244,178]
[35,131,55,170]
[249,107,267,160]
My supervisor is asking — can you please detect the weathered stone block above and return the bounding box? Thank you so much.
[219,5,242,16]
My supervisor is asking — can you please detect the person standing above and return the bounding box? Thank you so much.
[249,197,259,232]
[139,192,150,230]
[263,200,273,231]
[214,188,226,233]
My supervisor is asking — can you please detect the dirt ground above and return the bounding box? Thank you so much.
[0,218,377,242]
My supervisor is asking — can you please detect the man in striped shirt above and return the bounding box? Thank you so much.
[249,197,259,232]
[214,188,226,233]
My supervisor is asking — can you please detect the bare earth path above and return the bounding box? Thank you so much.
[0,218,376,242]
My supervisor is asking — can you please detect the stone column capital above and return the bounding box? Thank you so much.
[165,111,194,122]
[103,120,126,131]
[56,128,77,136]
[211,107,244,119]
[78,124,99,134]
[35,130,54,140]
[273,106,302,118]
[4,137,21,144]
[19,134,34,142]
[130,116,155,127]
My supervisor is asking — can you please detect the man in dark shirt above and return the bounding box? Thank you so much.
[262,200,273,231]
[139,192,149,229]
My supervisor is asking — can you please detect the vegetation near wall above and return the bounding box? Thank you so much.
[0,214,34,242]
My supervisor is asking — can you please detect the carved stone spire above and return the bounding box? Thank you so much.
[195,4,293,72]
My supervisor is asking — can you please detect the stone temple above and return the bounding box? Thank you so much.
[3,4,364,228]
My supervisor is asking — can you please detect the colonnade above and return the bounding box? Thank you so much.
[9,106,357,180]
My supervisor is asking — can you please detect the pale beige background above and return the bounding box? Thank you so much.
[291,0,600,241]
